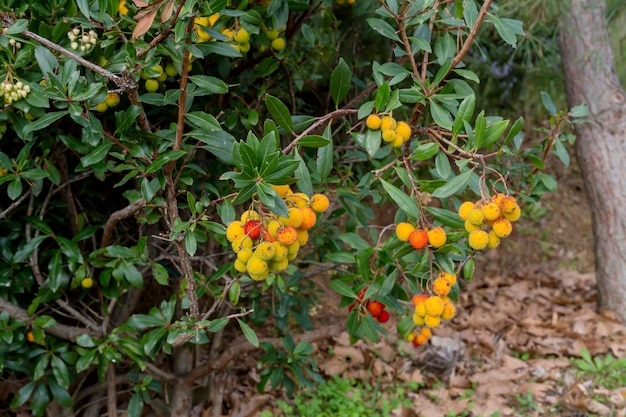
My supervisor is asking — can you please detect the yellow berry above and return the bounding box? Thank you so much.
[366,114,382,130]
[271,242,288,261]
[415,301,427,317]
[396,121,412,142]
[310,194,330,213]
[246,256,269,281]
[420,327,432,339]
[424,314,441,328]
[105,92,120,107]
[208,13,220,26]
[238,42,251,53]
[467,208,485,226]
[271,37,286,51]
[269,258,289,272]
[492,218,512,238]
[277,226,298,246]
[464,220,481,233]
[481,201,501,221]
[296,229,309,246]
[234,259,247,273]
[492,193,506,208]
[95,101,108,112]
[287,193,310,208]
[221,28,235,40]
[432,277,451,297]
[234,28,250,44]
[424,296,444,316]
[382,129,396,143]
[286,241,300,260]
[503,205,521,222]
[240,210,260,222]
[263,27,279,40]
[395,222,415,242]
[237,248,254,263]
[458,201,475,221]
[487,231,500,249]
[280,207,303,228]
[145,79,159,93]
[254,241,276,261]
[441,302,456,321]
[427,227,447,248]
[265,220,281,238]
[390,134,404,148]
[271,184,292,198]
[226,221,245,242]
[81,278,94,288]
[413,312,425,326]
[232,235,253,252]
[440,271,457,287]
[468,230,489,250]
[165,63,178,77]
[380,116,396,131]
[501,196,518,213]
[118,0,128,15]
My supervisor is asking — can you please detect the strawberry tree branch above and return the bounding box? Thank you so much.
[282,109,358,155]
[100,198,147,248]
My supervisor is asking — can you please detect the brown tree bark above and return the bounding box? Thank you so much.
[560,0,626,322]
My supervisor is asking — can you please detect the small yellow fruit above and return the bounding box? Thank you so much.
[280,207,303,228]
[238,42,251,53]
[265,220,281,238]
[424,296,444,316]
[432,277,451,297]
[286,241,300,260]
[380,116,396,131]
[396,121,412,141]
[481,201,501,221]
[234,28,250,44]
[503,205,521,222]
[277,226,298,246]
[234,259,247,273]
[237,248,254,263]
[165,63,178,77]
[467,208,485,226]
[468,230,489,250]
[296,229,309,246]
[270,37,286,51]
[501,196,518,213]
[382,129,396,143]
[254,241,276,260]
[441,302,456,321]
[287,192,310,208]
[105,92,120,107]
[226,221,245,242]
[424,314,441,328]
[366,114,382,130]
[458,201,475,221]
[118,0,129,15]
[271,242,288,261]
[240,210,260,222]
[427,227,447,248]
[264,28,280,40]
[492,193,506,207]
[27,331,35,343]
[487,231,500,249]
[395,222,415,242]
[95,101,108,112]
[208,13,220,26]
[492,218,512,238]
[271,184,292,198]
[390,134,404,148]
[145,79,159,93]
[310,194,330,213]
[221,28,235,41]
[415,301,427,317]
[440,271,457,287]
[232,235,253,252]
[269,258,289,272]
[464,220,481,233]
[420,327,432,339]
[246,256,269,280]
[81,278,94,288]
[413,312,425,326]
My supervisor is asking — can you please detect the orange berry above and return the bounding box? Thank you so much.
[492,218,513,238]
[366,300,384,317]
[427,227,447,248]
[366,114,382,130]
[309,194,330,213]
[432,277,451,297]
[299,207,317,230]
[412,293,429,307]
[27,331,35,343]
[424,314,441,328]
[501,196,518,214]
[277,226,298,246]
[408,229,428,250]
[441,302,456,321]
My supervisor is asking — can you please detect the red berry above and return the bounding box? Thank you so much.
[377,310,390,323]
[412,337,421,347]
[408,229,428,250]
[366,301,384,317]
[243,220,262,239]
[357,287,367,301]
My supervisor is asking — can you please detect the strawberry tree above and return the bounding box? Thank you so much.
[0,0,585,415]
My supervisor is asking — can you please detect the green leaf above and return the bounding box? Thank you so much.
[51,355,71,388]
[425,207,465,229]
[429,99,453,130]
[76,0,91,19]
[375,82,390,112]
[364,129,381,157]
[330,280,358,298]
[127,391,144,417]
[189,75,229,94]
[207,317,229,332]
[463,0,478,29]
[7,177,23,200]
[185,232,197,256]
[367,18,401,41]
[76,334,96,348]
[503,117,524,147]
[380,179,421,219]
[316,126,333,182]
[34,46,58,76]
[411,142,439,161]
[145,150,187,174]
[6,19,28,34]
[81,142,112,166]
[128,313,164,329]
[153,262,169,285]
[237,319,259,347]
[22,111,67,135]
[330,58,352,108]
[431,169,474,198]
[185,112,222,131]
[265,94,293,134]
[123,262,144,288]
[540,91,557,115]
[339,233,370,250]
[298,135,331,148]
[480,120,509,148]
[48,379,72,407]
[488,14,524,48]
[452,94,475,138]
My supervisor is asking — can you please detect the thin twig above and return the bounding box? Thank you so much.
[282,109,358,154]
[100,198,147,248]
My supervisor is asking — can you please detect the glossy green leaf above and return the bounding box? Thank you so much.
[238,319,259,347]
[380,179,421,219]
[265,94,293,133]
[367,18,401,41]
[330,280,358,298]
[431,169,474,198]
[330,58,352,108]
[297,135,331,148]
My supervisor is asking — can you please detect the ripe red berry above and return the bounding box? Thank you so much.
[357,287,367,301]
[243,220,262,239]
[377,310,390,323]
[366,301,384,317]
[408,229,428,250]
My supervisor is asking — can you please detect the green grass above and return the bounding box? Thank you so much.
[573,348,626,390]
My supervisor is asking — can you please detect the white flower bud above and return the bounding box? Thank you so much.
[9,38,15,46]
[15,81,22,89]
[73,28,80,36]
[23,85,30,93]
[80,45,86,52]
[71,41,79,50]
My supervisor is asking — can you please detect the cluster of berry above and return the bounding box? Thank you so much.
[194,14,286,53]
[225,188,329,281]
[67,27,98,52]
[95,92,121,113]
[458,194,521,250]
[365,114,412,148]
[408,271,456,346]
[0,78,31,104]
[395,223,447,250]
[348,288,390,323]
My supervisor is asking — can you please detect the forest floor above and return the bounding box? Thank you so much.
[211,156,626,417]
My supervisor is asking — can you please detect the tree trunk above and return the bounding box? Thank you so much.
[559,0,626,322]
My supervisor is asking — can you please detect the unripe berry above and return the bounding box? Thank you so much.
[503,205,521,222]
[395,222,415,242]
[81,277,94,288]
[254,241,275,260]
[366,114,382,130]
[310,194,330,213]
[234,259,247,273]
[382,129,396,142]
[441,302,456,321]
[468,230,489,250]
[467,208,485,226]
[424,314,441,328]
[439,271,457,287]
[237,248,254,263]
[286,241,300,260]
[415,301,427,317]
[105,92,121,107]
[408,229,428,250]
[226,221,245,242]
[145,79,159,93]
[240,210,260,222]
[487,231,500,249]
[95,102,109,112]
[380,116,396,131]
[232,235,253,252]
[427,227,447,248]
[271,242,288,261]
[501,196,518,214]
[432,277,451,297]
[269,257,289,271]
[234,28,250,44]
[270,37,286,51]
[481,201,501,221]
[271,184,292,198]
[390,134,404,148]
[246,256,269,280]
[464,220,481,233]
[287,193,310,208]
[492,218,512,238]
[424,296,444,316]
[458,201,475,221]
[280,207,303,228]
[413,312,425,326]
[296,229,309,246]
